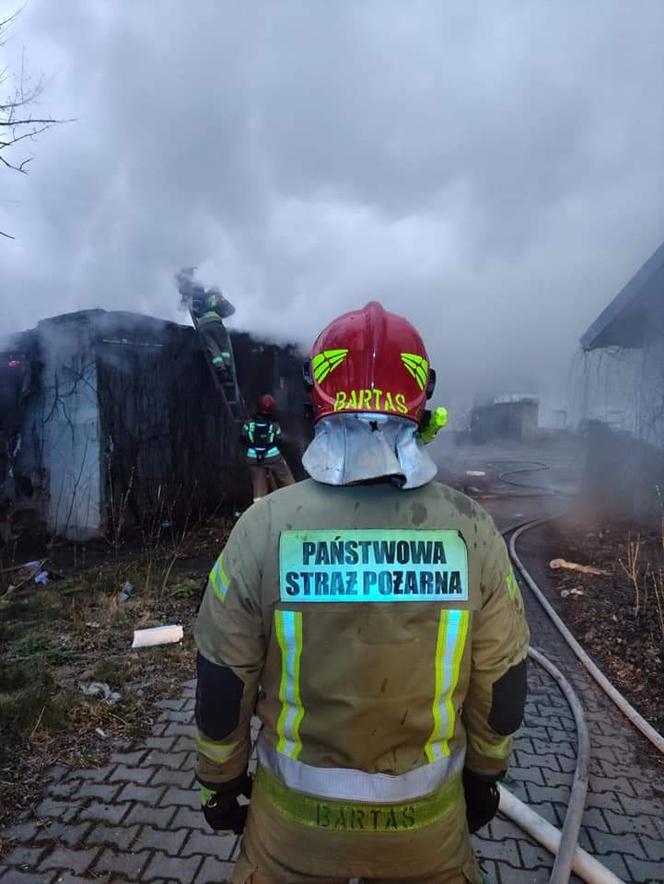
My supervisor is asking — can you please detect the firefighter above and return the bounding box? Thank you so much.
[195,302,529,883]
[191,285,236,379]
[241,394,295,502]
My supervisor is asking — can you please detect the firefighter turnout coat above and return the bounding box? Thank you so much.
[194,478,529,881]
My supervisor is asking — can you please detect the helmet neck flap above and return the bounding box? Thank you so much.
[302,412,437,490]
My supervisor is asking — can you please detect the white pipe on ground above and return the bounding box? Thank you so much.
[499,787,625,884]
[131,624,184,648]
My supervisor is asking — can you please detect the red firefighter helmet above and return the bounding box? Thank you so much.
[257,393,277,415]
[305,301,435,424]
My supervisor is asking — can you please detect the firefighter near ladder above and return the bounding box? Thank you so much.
[190,286,236,380]
[241,394,295,502]
[194,302,529,883]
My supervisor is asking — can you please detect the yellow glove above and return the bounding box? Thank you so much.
[419,406,448,444]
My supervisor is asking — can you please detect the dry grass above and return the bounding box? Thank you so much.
[0,516,231,824]
[619,532,643,615]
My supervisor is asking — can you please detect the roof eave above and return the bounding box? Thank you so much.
[580,239,664,350]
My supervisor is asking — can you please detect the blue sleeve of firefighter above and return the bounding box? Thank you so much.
[193,510,267,787]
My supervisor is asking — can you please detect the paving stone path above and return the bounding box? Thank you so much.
[0,520,662,882]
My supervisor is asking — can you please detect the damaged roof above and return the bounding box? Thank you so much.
[581,239,664,350]
[2,309,194,355]
[37,309,189,337]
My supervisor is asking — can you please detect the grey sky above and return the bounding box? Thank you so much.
[1,0,664,412]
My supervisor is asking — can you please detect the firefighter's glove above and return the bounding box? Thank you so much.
[463,768,501,833]
[200,772,253,834]
[419,406,448,445]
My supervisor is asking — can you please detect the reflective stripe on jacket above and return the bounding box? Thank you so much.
[241,418,281,460]
[246,446,280,460]
[196,310,226,327]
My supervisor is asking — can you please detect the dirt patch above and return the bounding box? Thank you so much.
[537,518,664,731]
[0,516,232,826]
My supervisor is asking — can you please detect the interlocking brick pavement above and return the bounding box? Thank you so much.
[1,520,663,882]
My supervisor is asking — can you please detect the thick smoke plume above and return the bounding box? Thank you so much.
[2,0,664,419]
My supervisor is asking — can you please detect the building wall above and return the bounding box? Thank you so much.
[636,300,664,449]
[576,300,664,448]
[470,400,539,443]
[572,347,642,435]
[96,318,241,533]
[16,316,103,540]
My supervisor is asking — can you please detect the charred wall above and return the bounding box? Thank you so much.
[96,319,243,532]
[96,318,311,532]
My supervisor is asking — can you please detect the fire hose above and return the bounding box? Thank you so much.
[495,516,599,883]
[494,522,621,883]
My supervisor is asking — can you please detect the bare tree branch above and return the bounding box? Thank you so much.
[1,7,69,239]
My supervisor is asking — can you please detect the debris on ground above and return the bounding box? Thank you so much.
[79,682,122,705]
[132,624,184,649]
[549,557,609,576]
[560,587,585,598]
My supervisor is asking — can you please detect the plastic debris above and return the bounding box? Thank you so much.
[561,588,585,598]
[95,727,108,739]
[549,559,609,576]
[79,682,122,705]
[131,624,184,649]
[85,620,101,629]
[465,470,486,477]
[34,570,50,585]
[119,581,134,603]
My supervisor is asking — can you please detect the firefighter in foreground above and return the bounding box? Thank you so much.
[241,394,296,502]
[195,302,530,883]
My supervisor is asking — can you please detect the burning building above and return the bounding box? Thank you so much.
[0,310,308,541]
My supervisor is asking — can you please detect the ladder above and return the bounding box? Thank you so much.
[189,308,247,425]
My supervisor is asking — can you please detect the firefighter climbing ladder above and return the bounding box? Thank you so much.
[176,268,247,425]
[188,307,247,424]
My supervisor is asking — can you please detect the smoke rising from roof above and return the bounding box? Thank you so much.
[2,0,664,415]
